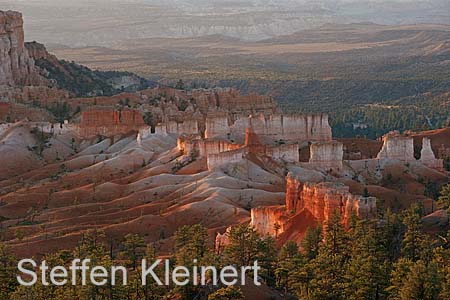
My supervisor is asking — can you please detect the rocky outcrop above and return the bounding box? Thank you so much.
[377,132,415,162]
[205,113,229,138]
[204,113,332,142]
[377,132,445,171]
[207,148,246,170]
[229,113,332,142]
[80,109,145,137]
[309,141,343,170]
[286,174,377,227]
[190,88,277,116]
[420,137,444,170]
[25,41,54,61]
[0,11,44,86]
[251,206,287,237]
[250,174,377,240]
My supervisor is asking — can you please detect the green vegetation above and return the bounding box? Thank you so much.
[35,58,153,97]
[2,197,449,300]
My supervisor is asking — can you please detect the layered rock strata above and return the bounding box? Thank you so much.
[80,109,145,137]
[286,174,377,227]
[205,113,332,143]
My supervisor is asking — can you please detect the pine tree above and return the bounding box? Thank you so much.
[208,286,244,300]
[308,211,350,300]
[344,220,390,300]
[301,225,322,260]
[437,184,450,213]
[401,205,425,261]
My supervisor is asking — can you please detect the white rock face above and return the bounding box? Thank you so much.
[205,114,229,138]
[206,113,332,143]
[309,141,343,170]
[0,10,43,86]
[377,134,415,162]
[207,148,245,170]
[420,137,444,170]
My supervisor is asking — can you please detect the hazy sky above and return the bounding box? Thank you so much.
[1,0,449,46]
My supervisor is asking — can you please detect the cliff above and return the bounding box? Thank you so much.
[80,109,145,137]
[207,148,246,170]
[377,133,415,162]
[204,113,332,143]
[251,206,287,237]
[308,141,343,170]
[190,88,277,116]
[420,137,444,170]
[0,11,43,86]
[286,174,377,227]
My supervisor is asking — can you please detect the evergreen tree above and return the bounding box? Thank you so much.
[308,211,349,300]
[437,184,450,213]
[301,225,322,260]
[0,244,18,299]
[401,205,425,261]
[208,286,244,300]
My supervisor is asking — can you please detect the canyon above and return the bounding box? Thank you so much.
[0,10,448,260]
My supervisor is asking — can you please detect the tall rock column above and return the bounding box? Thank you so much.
[0,10,43,86]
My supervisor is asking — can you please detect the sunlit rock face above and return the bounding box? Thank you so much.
[0,11,43,86]
[286,174,377,227]
[251,205,287,237]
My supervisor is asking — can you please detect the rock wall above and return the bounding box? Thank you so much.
[154,119,199,136]
[205,114,229,138]
[266,144,299,162]
[207,148,246,170]
[286,174,377,227]
[377,133,415,162]
[80,109,145,137]
[420,137,444,170]
[190,87,277,116]
[230,114,332,142]
[309,141,343,170]
[198,139,241,157]
[81,110,144,127]
[0,11,43,86]
[250,206,287,237]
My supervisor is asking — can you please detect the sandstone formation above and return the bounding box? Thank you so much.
[205,113,332,143]
[207,148,246,170]
[308,141,343,170]
[285,176,377,227]
[205,113,229,138]
[0,11,44,86]
[251,206,287,237]
[377,132,415,162]
[420,137,444,170]
[249,172,377,241]
[376,132,444,171]
[80,109,146,137]
[190,88,277,116]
